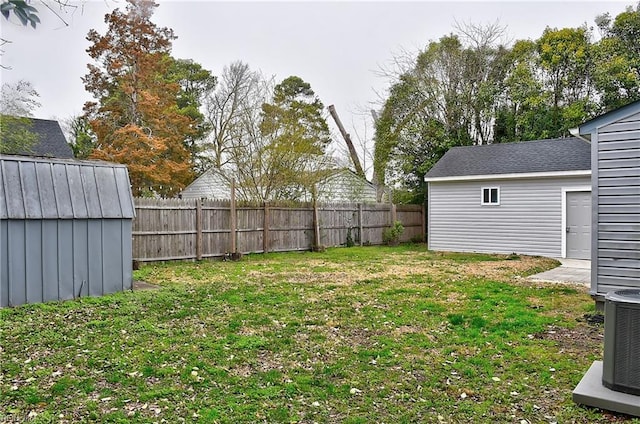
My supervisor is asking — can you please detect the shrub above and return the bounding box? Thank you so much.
[346,227,355,247]
[382,221,404,246]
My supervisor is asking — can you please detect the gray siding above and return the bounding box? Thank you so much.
[0,219,132,307]
[428,176,590,257]
[0,155,135,307]
[593,110,640,295]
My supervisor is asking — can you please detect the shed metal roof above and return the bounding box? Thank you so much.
[0,155,135,219]
[424,137,591,180]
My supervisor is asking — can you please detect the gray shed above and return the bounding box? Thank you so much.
[0,155,135,307]
[575,100,640,301]
[425,138,592,258]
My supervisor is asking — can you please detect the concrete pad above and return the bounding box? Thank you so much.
[528,259,590,286]
[573,361,640,417]
[558,258,590,269]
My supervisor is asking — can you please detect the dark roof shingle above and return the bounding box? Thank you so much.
[2,117,74,158]
[425,137,591,179]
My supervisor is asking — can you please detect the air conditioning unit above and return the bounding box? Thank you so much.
[602,289,640,395]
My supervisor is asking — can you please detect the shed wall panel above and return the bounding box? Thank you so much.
[87,220,103,297]
[0,221,8,306]
[8,221,27,306]
[57,220,75,302]
[0,218,133,307]
[42,220,59,302]
[428,176,590,257]
[25,220,43,304]
[73,220,89,298]
[594,111,640,294]
[121,220,133,288]
[102,220,124,294]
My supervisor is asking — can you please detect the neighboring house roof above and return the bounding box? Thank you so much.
[425,137,591,181]
[578,99,640,136]
[0,155,135,219]
[2,117,74,158]
[305,169,377,203]
[179,167,233,200]
[180,167,377,203]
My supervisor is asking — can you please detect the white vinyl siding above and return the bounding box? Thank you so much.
[593,110,640,295]
[428,176,591,257]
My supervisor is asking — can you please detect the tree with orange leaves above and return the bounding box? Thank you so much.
[83,0,194,197]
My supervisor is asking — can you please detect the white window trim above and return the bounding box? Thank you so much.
[561,186,591,259]
[481,187,500,206]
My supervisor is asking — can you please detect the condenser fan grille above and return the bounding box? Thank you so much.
[603,289,640,396]
[613,305,640,392]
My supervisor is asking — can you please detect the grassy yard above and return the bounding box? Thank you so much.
[0,245,634,423]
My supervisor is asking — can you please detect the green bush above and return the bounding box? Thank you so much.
[346,227,355,247]
[382,221,404,246]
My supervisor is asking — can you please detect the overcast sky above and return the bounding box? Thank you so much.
[0,0,631,166]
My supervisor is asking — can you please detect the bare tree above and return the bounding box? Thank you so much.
[202,61,264,170]
[0,80,41,116]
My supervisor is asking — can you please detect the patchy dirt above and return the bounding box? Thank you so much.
[534,322,604,355]
[132,280,160,291]
[247,254,558,290]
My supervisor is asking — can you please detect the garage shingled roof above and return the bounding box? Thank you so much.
[424,137,591,179]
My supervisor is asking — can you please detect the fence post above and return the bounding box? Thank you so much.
[230,180,237,253]
[421,203,426,242]
[196,198,202,260]
[390,203,397,224]
[358,203,363,246]
[263,202,270,253]
[313,198,321,250]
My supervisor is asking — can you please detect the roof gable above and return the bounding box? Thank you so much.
[579,100,640,135]
[2,117,74,158]
[425,137,591,180]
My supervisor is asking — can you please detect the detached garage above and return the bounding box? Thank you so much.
[0,155,135,307]
[425,137,591,259]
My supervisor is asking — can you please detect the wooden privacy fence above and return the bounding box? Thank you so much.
[133,198,424,262]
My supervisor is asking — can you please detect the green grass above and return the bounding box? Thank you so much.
[0,246,631,423]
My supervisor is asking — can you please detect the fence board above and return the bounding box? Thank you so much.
[132,199,425,261]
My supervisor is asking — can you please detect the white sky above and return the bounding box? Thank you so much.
[0,0,631,169]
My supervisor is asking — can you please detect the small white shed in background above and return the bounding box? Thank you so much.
[0,155,136,307]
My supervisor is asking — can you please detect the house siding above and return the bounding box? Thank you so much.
[313,172,377,203]
[592,110,640,296]
[180,170,231,200]
[428,176,590,257]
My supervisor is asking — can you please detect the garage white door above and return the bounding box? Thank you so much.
[566,191,591,260]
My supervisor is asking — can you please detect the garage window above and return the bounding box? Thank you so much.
[481,187,500,205]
